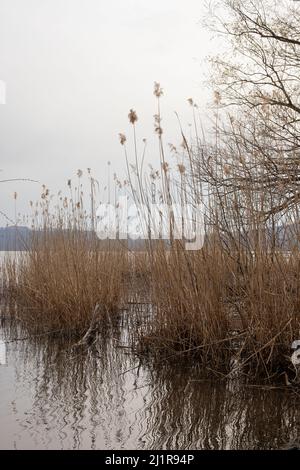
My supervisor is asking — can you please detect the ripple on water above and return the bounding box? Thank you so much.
[0,317,300,450]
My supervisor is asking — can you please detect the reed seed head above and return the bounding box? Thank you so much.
[128,109,138,125]
[154,82,163,98]
[214,90,222,105]
[162,162,169,172]
[177,164,186,174]
[154,114,163,135]
[119,133,127,145]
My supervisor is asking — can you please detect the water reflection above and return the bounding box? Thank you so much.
[0,318,299,449]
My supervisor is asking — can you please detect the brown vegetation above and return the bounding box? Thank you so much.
[1,0,300,381]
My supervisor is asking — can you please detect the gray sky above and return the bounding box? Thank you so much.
[0,0,219,224]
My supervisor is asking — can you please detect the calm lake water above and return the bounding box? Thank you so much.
[0,310,300,450]
[0,252,300,450]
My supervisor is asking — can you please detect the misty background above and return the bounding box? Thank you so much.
[0,0,221,224]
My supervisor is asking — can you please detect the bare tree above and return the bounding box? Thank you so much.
[202,0,300,219]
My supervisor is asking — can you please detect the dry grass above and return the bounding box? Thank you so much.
[119,84,300,379]
[3,231,128,335]
[1,84,300,381]
[1,177,129,335]
[139,244,231,370]
[139,243,300,378]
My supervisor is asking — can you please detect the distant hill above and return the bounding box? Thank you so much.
[1,224,299,252]
[0,226,32,251]
[0,226,159,251]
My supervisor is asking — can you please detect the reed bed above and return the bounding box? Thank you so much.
[3,233,127,334]
[1,180,129,336]
[120,84,300,380]
[1,83,300,381]
[139,242,300,378]
[139,244,231,370]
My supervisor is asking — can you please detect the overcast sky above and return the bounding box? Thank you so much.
[0,0,221,224]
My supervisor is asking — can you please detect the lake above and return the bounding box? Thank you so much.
[0,306,300,450]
